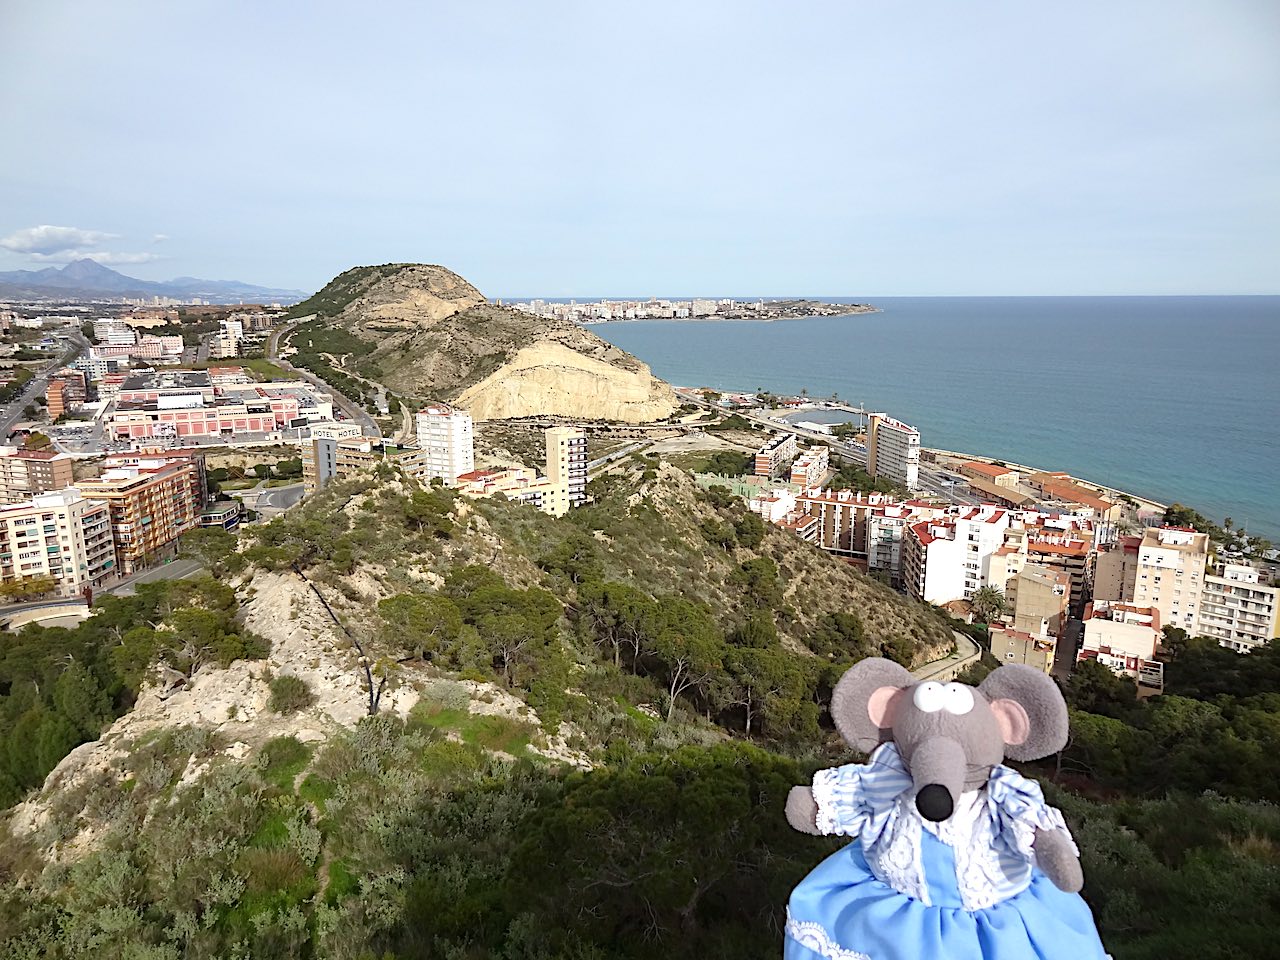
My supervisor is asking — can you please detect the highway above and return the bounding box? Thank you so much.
[267,319,382,437]
[0,330,90,440]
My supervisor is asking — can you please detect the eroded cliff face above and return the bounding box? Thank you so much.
[456,341,678,423]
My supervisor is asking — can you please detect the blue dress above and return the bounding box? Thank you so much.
[785,743,1108,960]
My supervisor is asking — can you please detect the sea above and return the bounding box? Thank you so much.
[578,296,1280,542]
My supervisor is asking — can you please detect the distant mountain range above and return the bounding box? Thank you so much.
[0,258,307,304]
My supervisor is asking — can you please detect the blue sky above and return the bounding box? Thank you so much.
[1,0,1277,296]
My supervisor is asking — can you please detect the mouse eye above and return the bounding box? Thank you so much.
[912,681,946,713]
[941,683,975,716]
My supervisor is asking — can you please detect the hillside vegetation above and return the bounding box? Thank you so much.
[1,456,1277,958]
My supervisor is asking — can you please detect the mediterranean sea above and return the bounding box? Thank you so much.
[585,296,1280,541]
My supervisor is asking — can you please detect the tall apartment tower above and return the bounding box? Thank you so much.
[866,414,921,490]
[545,426,588,515]
[414,403,474,485]
[1132,526,1210,633]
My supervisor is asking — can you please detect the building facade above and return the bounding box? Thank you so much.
[1132,526,1209,633]
[754,433,798,478]
[545,426,588,512]
[0,489,116,597]
[75,457,205,574]
[1079,601,1162,679]
[0,447,76,504]
[867,414,920,490]
[414,403,474,485]
[1198,563,1280,653]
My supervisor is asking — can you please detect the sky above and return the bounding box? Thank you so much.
[1,1,1278,297]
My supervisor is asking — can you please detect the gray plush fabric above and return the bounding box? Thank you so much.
[830,657,915,752]
[1033,827,1085,892]
[795,658,1084,892]
[978,665,1070,761]
[786,785,821,834]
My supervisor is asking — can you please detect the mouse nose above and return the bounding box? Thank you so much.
[916,784,954,822]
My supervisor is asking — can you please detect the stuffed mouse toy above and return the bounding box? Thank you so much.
[784,658,1108,960]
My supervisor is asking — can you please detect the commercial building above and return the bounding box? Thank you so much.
[0,489,116,597]
[1132,526,1210,633]
[1198,563,1280,653]
[789,445,830,487]
[754,433,798,478]
[108,370,334,443]
[0,446,75,503]
[1079,601,1162,679]
[75,456,206,574]
[199,500,242,531]
[414,403,474,485]
[867,415,920,490]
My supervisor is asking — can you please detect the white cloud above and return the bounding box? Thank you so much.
[0,224,118,258]
[151,233,169,243]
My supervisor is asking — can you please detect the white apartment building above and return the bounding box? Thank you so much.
[1198,563,1280,653]
[0,489,116,598]
[902,506,1011,604]
[1133,526,1209,633]
[414,403,475,485]
[867,414,920,490]
[545,426,588,515]
[1079,601,1162,679]
[866,507,913,582]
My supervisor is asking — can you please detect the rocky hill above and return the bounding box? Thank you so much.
[286,263,678,422]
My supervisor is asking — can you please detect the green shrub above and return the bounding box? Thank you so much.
[268,675,316,715]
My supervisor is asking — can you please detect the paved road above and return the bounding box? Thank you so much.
[268,320,381,437]
[0,331,89,439]
[913,630,983,682]
[256,482,306,511]
[106,557,206,595]
[1053,619,1082,681]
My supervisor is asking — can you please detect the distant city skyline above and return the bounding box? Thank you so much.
[2,1,1277,296]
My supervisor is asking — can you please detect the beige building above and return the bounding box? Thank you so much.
[1010,563,1070,640]
[1132,526,1209,633]
[989,625,1055,673]
[754,433,798,478]
[75,458,205,574]
[960,462,1020,488]
[302,434,389,494]
[545,426,588,512]
[1198,563,1280,653]
[0,489,116,597]
[1093,535,1141,603]
[789,445,830,487]
[0,447,75,504]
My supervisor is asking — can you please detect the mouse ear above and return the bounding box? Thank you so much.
[979,665,1068,761]
[831,658,914,752]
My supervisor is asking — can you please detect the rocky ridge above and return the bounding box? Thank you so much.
[293,263,679,422]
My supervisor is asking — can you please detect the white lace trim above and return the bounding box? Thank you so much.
[811,766,843,835]
[873,796,929,905]
[785,909,872,960]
